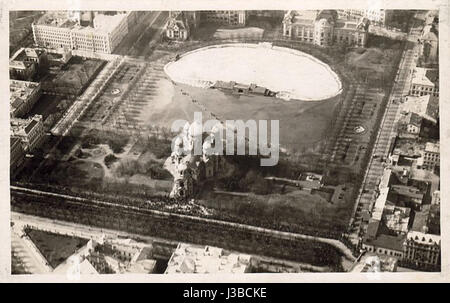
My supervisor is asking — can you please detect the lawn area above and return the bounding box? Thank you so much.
[345,35,404,87]
[41,57,106,96]
[25,229,88,269]
[199,181,354,237]
[24,126,172,195]
[142,81,339,156]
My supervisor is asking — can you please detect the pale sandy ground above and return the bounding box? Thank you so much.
[165,44,342,101]
[138,78,177,127]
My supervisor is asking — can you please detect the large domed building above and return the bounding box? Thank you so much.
[164,122,228,200]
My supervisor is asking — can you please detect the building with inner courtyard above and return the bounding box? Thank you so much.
[32,11,143,54]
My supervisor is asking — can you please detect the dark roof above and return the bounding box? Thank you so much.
[366,220,380,239]
[166,12,187,30]
[390,185,424,200]
[422,24,438,40]
[422,30,438,41]
[412,206,430,232]
[406,112,422,127]
[24,119,38,134]
[365,234,406,252]
[426,95,439,120]
[11,98,24,109]
[425,69,439,84]
[316,10,338,22]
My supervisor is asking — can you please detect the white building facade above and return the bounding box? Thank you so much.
[32,12,135,54]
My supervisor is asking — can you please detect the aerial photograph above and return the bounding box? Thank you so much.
[9,9,440,275]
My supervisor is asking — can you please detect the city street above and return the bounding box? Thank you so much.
[129,11,170,58]
[11,212,171,247]
[348,14,424,246]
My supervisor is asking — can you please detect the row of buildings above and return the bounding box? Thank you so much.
[361,11,440,271]
[361,119,441,270]
[10,10,143,175]
[9,47,74,176]
[166,9,371,47]
[361,167,440,270]
[165,9,397,46]
[165,242,306,273]
[29,228,303,274]
[336,9,393,26]
[31,11,146,54]
[418,11,439,66]
[9,77,46,176]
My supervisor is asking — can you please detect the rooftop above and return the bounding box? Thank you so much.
[10,80,40,96]
[166,11,188,30]
[352,253,398,272]
[403,112,422,128]
[373,187,389,221]
[407,231,440,246]
[393,139,424,158]
[9,60,34,70]
[365,234,406,252]
[36,11,78,28]
[165,243,251,274]
[421,24,438,40]
[10,115,43,137]
[93,13,128,33]
[36,11,128,34]
[402,94,439,123]
[425,142,439,154]
[366,219,381,239]
[390,184,424,201]
[285,10,318,25]
[10,47,45,62]
[412,205,431,233]
[383,203,411,234]
[411,67,439,87]
[379,168,392,189]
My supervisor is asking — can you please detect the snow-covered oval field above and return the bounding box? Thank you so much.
[165,43,342,101]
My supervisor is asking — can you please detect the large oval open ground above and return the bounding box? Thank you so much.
[165,43,342,101]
